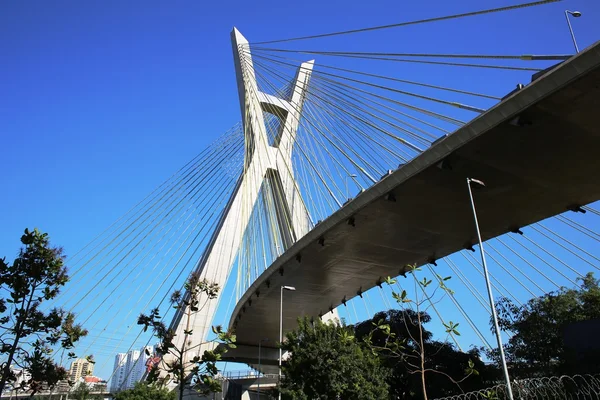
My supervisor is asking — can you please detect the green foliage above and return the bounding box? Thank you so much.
[492,272,600,377]
[0,229,88,396]
[70,382,103,400]
[137,271,235,399]
[280,317,390,399]
[355,269,497,398]
[355,309,495,398]
[113,382,175,400]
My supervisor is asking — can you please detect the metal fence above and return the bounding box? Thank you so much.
[434,374,600,400]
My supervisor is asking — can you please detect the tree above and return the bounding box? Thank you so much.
[0,228,88,396]
[280,316,390,399]
[70,382,103,400]
[138,271,235,399]
[355,309,495,398]
[357,271,491,399]
[113,381,175,400]
[492,272,600,377]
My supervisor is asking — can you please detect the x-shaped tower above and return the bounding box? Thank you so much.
[163,28,315,373]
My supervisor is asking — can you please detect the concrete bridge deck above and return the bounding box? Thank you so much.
[223,41,600,366]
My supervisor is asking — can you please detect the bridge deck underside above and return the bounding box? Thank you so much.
[224,42,600,362]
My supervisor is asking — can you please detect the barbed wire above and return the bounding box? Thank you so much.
[433,374,600,400]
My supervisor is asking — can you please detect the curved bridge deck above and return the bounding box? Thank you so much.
[224,41,600,363]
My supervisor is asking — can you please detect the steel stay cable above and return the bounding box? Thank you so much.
[556,215,600,241]
[252,0,562,44]
[146,169,246,350]
[250,48,543,72]
[519,234,585,278]
[76,163,240,333]
[59,171,242,380]
[310,75,442,142]
[426,264,494,350]
[307,76,432,150]
[248,50,502,100]
[484,243,540,296]
[239,57,334,243]
[253,47,571,61]
[305,73,431,155]
[298,83,396,179]
[461,251,523,307]
[412,270,463,350]
[66,133,243,312]
[532,224,600,269]
[65,162,243,366]
[506,233,581,285]
[308,67,485,114]
[444,256,490,312]
[249,50,462,130]
[248,50,464,133]
[583,205,600,216]
[295,142,330,221]
[301,95,392,181]
[314,80,451,135]
[57,130,242,303]
[303,94,410,174]
[237,51,319,229]
[249,57,383,185]
[251,56,425,165]
[250,50,485,115]
[495,236,561,288]
[241,61,348,207]
[308,70,466,126]
[63,142,244,364]
[66,125,240,269]
[66,127,239,278]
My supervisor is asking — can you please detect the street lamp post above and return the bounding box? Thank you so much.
[564,10,582,53]
[466,178,514,400]
[345,174,357,201]
[257,338,268,400]
[279,286,296,400]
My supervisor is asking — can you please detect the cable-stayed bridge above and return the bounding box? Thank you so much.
[41,0,600,393]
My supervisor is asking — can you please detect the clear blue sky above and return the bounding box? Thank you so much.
[2,0,598,262]
[1,0,599,382]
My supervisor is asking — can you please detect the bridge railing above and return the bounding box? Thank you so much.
[221,370,279,380]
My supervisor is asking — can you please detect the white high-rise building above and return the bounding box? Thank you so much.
[109,353,127,392]
[110,346,156,392]
[123,350,140,390]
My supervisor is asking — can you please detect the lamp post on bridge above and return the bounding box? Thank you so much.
[466,178,514,400]
[345,174,358,201]
[279,286,296,400]
[564,10,582,53]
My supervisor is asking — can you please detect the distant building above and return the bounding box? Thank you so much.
[109,353,127,392]
[69,358,94,382]
[7,367,31,391]
[123,349,140,389]
[81,376,107,391]
[110,346,156,391]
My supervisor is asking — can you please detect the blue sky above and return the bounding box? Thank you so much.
[1,0,599,382]
[2,0,598,263]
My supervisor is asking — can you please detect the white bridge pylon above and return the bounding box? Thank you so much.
[165,28,318,369]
